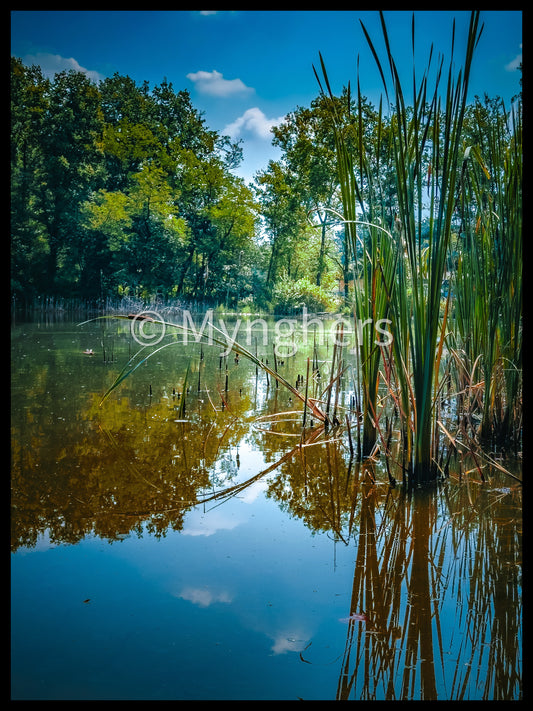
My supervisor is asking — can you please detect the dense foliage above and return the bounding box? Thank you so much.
[11,53,520,324]
[10,58,357,310]
[11,57,260,306]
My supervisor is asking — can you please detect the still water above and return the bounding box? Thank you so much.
[11,316,522,700]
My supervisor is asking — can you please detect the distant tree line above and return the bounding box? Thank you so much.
[11,57,262,307]
[11,56,520,312]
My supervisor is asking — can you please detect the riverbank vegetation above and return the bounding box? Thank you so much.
[315,11,522,482]
[11,11,521,484]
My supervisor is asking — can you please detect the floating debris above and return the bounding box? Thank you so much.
[339,612,367,623]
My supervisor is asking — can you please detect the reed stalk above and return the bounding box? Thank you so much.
[454,96,522,447]
[317,11,485,485]
[313,67,398,457]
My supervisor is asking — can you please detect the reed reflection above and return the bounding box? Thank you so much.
[215,432,521,700]
[11,338,521,700]
[328,469,522,701]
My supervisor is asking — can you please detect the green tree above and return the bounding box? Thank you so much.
[270,91,394,301]
[271,95,343,288]
[82,165,187,296]
[38,69,105,292]
[10,58,50,298]
[11,61,254,304]
[170,146,258,302]
[201,175,258,303]
[254,160,307,301]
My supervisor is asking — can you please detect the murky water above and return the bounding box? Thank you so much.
[11,316,522,700]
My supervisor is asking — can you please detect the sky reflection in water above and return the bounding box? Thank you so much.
[11,319,522,700]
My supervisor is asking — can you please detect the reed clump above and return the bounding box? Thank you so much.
[315,11,521,487]
[87,12,521,492]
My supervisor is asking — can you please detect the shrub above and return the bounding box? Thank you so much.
[271,276,340,315]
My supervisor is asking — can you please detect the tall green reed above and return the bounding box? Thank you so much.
[455,96,522,447]
[314,65,399,459]
[318,11,485,486]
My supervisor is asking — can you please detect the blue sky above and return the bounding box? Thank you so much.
[11,10,522,184]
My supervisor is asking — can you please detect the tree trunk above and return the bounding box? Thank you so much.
[176,245,195,295]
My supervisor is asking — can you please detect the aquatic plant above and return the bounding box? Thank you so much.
[95,314,329,424]
[454,96,522,448]
[314,11,522,486]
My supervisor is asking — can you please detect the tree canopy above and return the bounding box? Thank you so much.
[11,58,260,307]
[11,56,520,314]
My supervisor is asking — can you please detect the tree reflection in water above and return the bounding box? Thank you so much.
[11,328,521,700]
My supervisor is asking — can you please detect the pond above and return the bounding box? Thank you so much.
[10,313,522,700]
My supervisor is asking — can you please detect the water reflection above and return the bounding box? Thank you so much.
[331,478,522,700]
[183,440,521,699]
[11,322,521,700]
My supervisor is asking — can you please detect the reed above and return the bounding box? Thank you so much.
[454,96,522,448]
[92,314,329,424]
[378,11,482,485]
[311,70,398,457]
[317,11,491,486]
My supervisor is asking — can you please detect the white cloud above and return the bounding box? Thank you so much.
[182,509,242,536]
[21,52,104,83]
[224,107,285,140]
[239,479,268,503]
[177,586,233,607]
[187,69,253,97]
[270,628,310,655]
[505,45,522,72]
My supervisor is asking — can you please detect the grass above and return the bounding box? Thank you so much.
[314,11,521,487]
